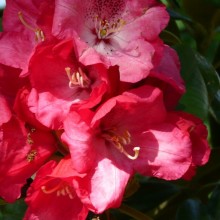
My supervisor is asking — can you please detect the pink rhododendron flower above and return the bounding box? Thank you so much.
[148,45,185,109]
[13,86,51,130]
[0,63,25,124]
[167,111,211,180]
[0,95,11,125]
[0,0,54,75]
[62,85,195,212]
[117,44,186,110]
[0,64,24,107]
[0,117,57,202]
[53,0,169,82]
[27,38,118,129]
[24,158,88,220]
[0,0,212,217]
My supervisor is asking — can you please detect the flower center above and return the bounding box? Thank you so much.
[26,149,37,162]
[41,180,74,199]
[103,128,140,160]
[65,67,91,88]
[94,16,126,39]
[18,11,45,42]
[26,126,36,145]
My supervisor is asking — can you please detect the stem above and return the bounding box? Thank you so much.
[118,204,153,220]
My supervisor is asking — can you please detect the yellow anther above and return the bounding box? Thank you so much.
[94,16,126,39]
[26,150,37,162]
[27,133,34,145]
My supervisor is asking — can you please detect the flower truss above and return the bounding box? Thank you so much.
[0,0,211,219]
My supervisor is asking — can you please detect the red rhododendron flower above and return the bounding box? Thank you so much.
[0,95,11,125]
[167,111,211,180]
[53,0,169,82]
[0,117,57,202]
[0,64,24,107]
[62,85,195,212]
[0,63,25,124]
[118,43,186,110]
[13,86,51,130]
[0,0,212,218]
[27,38,118,129]
[24,158,88,220]
[0,0,54,75]
[148,45,185,109]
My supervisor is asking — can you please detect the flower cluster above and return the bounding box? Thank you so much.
[0,0,211,219]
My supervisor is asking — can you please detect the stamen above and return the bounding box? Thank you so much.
[42,183,75,199]
[103,129,140,160]
[41,183,62,194]
[26,150,37,162]
[26,126,36,145]
[27,133,34,145]
[18,11,45,42]
[65,67,90,88]
[65,186,75,199]
[60,188,66,196]
[94,16,126,39]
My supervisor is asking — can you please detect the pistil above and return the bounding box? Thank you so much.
[103,129,140,160]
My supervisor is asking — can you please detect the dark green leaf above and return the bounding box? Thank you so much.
[160,30,182,46]
[194,53,220,123]
[195,53,220,101]
[208,186,220,220]
[124,178,180,212]
[210,91,220,124]
[175,45,209,120]
[175,45,220,122]
[176,199,211,220]
[0,199,27,220]
[204,0,220,7]
[167,8,192,22]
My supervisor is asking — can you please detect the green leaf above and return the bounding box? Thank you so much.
[210,91,220,124]
[160,30,182,46]
[175,45,209,120]
[175,45,220,122]
[204,0,220,7]
[124,178,180,212]
[167,8,192,22]
[0,199,7,206]
[181,0,217,28]
[195,53,220,123]
[208,186,220,219]
[195,53,220,102]
[0,199,27,220]
[176,199,211,220]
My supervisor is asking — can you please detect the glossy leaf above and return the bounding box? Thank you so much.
[124,178,180,212]
[176,199,211,220]
[208,186,220,219]
[175,45,209,120]
[0,199,27,220]
[204,0,220,7]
